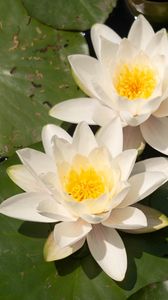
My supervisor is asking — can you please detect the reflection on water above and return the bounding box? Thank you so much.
[125,0,168,29]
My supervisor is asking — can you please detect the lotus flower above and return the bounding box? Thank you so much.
[50,15,168,154]
[0,118,168,281]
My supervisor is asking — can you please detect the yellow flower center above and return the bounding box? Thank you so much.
[114,63,157,100]
[65,167,106,202]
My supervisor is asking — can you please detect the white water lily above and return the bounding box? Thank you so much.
[50,15,168,154]
[0,119,168,281]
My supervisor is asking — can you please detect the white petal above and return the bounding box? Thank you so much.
[53,136,75,163]
[153,99,168,118]
[44,231,85,261]
[93,104,117,126]
[116,38,137,62]
[140,116,168,154]
[0,192,56,223]
[99,37,119,67]
[116,149,137,181]
[49,98,101,125]
[138,96,163,115]
[103,207,147,230]
[126,204,168,233]
[72,122,97,155]
[128,15,154,49]
[96,117,123,157]
[110,183,130,210]
[80,211,110,224]
[42,124,72,158]
[116,95,140,116]
[37,198,76,222]
[89,146,113,170]
[146,28,168,57]
[54,219,92,248]
[123,126,145,153]
[91,23,121,59]
[7,165,42,192]
[68,55,112,101]
[132,157,168,177]
[17,148,56,193]
[87,225,127,281]
[120,110,150,126]
[119,171,167,207]
[152,55,166,84]
[17,148,56,175]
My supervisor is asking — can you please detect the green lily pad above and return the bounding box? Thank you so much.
[0,146,168,299]
[22,0,117,31]
[0,0,88,157]
[128,281,168,300]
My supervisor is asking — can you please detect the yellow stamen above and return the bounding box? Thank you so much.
[65,167,106,202]
[114,64,156,100]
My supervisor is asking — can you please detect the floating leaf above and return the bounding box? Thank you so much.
[22,0,117,31]
[0,0,88,156]
[128,281,168,300]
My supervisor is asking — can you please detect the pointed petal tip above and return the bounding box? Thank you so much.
[41,124,59,137]
[67,55,77,68]
[136,14,149,24]
[74,121,91,136]
[158,214,168,228]
[48,107,55,117]
[75,121,90,131]
[43,232,72,262]
[125,205,168,234]
[91,23,102,29]
[16,147,28,155]
[49,106,61,119]
[49,105,63,120]
[67,54,73,63]
[113,270,126,282]
[96,116,123,157]
[44,232,85,262]
[137,14,145,20]
[91,23,107,36]
[6,165,17,178]
[50,98,99,125]
[6,165,25,187]
[137,141,146,156]
[68,54,85,64]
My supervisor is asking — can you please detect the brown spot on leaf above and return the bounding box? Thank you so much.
[10,66,17,75]
[27,73,35,81]
[31,81,42,88]
[37,44,62,53]
[35,112,41,117]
